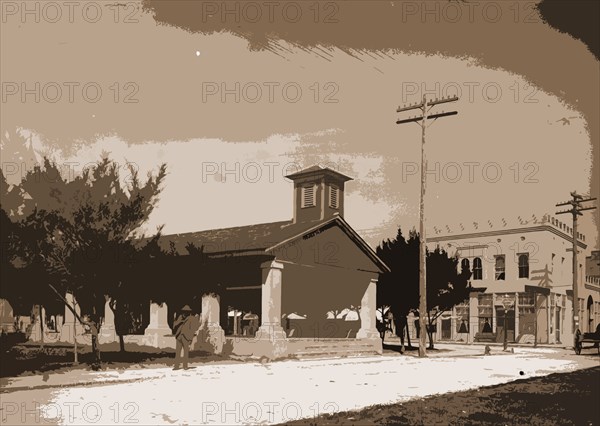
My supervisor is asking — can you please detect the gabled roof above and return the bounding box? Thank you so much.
[159,216,389,273]
[267,215,390,272]
[158,220,295,255]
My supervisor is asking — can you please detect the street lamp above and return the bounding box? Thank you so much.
[501,294,514,351]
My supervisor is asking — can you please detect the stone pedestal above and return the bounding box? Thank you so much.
[256,261,287,339]
[195,294,225,354]
[29,306,46,342]
[143,302,174,348]
[99,299,118,344]
[357,278,380,340]
[255,261,288,359]
[59,293,84,343]
[0,298,15,333]
[57,314,63,331]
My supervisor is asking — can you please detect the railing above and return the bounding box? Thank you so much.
[585,276,600,286]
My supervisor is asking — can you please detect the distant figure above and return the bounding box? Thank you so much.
[482,319,492,333]
[173,305,195,370]
[83,315,101,370]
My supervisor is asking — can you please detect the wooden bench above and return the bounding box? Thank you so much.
[474,332,497,342]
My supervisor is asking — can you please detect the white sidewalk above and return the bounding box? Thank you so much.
[1,348,598,425]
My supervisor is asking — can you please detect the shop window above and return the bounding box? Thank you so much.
[478,294,493,332]
[455,302,469,333]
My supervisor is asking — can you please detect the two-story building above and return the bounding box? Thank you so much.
[425,214,599,345]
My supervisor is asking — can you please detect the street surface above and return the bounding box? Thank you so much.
[1,345,598,425]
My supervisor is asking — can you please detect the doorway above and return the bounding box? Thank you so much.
[441,318,451,340]
[495,307,516,343]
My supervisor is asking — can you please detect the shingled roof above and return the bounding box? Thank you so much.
[159,220,298,255]
[158,215,390,272]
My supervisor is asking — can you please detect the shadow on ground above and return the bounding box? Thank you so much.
[382,343,450,355]
[0,336,224,378]
[284,366,600,426]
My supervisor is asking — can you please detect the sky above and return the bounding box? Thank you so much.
[1,0,597,249]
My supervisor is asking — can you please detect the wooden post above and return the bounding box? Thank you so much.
[534,294,538,348]
[395,94,459,357]
[38,305,44,350]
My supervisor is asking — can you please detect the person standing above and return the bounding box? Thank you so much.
[83,314,101,370]
[173,305,196,370]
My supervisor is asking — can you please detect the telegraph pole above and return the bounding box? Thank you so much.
[396,94,459,357]
[556,192,596,340]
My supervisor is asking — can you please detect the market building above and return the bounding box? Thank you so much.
[5,166,388,360]
[425,214,599,345]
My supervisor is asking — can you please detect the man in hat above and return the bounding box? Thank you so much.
[173,305,196,370]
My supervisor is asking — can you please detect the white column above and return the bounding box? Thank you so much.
[55,314,63,333]
[149,302,168,329]
[197,293,225,354]
[0,299,15,333]
[257,261,286,340]
[357,278,379,339]
[143,302,174,348]
[59,293,83,342]
[99,299,117,344]
[30,305,46,342]
[407,312,416,339]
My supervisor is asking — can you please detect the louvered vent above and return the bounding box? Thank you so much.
[329,184,339,209]
[302,185,315,208]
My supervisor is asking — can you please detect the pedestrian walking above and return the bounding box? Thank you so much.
[173,305,196,370]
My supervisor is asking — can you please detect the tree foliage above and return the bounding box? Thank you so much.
[376,227,472,350]
[1,155,167,358]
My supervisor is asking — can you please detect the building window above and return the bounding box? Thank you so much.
[456,302,469,333]
[473,257,483,280]
[518,292,535,315]
[495,255,506,280]
[329,184,339,209]
[301,185,315,208]
[461,258,470,273]
[478,294,493,332]
[518,253,529,278]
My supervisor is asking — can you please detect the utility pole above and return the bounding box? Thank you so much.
[556,192,596,341]
[396,94,459,357]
